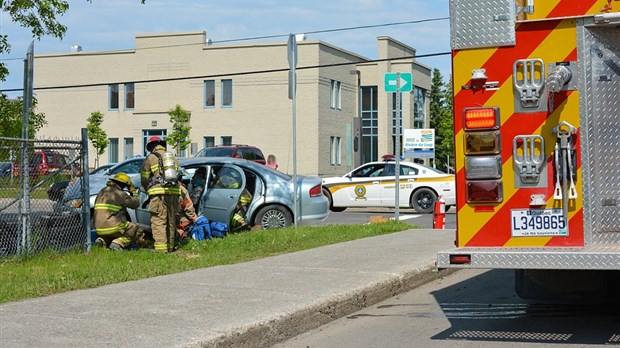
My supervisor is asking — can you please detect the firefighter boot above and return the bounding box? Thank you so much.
[94,237,107,248]
[109,242,125,251]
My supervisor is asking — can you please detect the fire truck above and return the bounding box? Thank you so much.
[436,0,620,299]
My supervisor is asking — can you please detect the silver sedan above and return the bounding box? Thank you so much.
[134,157,329,230]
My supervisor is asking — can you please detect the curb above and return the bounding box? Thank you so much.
[192,263,458,348]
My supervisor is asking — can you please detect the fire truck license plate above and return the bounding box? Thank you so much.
[511,209,568,237]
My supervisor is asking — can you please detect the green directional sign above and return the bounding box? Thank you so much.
[384,72,412,93]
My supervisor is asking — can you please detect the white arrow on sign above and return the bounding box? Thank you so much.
[387,76,409,89]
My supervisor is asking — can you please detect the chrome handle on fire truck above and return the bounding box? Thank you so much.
[552,121,578,220]
[513,58,545,108]
[513,135,545,185]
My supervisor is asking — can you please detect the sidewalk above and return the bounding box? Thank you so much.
[0,228,456,348]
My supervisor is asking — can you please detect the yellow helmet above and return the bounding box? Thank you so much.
[110,172,132,187]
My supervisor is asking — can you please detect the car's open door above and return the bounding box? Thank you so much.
[201,164,246,225]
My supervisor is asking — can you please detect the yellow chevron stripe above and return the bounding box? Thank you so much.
[453,48,497,96]
[457,19,579,245]
[529,1,562,20]
[526,1,617,20]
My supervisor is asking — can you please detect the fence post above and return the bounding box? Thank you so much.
[19,42,34,255]
[81,128,92,251]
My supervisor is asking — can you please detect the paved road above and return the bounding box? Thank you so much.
[275,269,620,347]
[319,207,456,229]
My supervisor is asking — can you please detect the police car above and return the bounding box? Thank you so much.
[322,157,455,214]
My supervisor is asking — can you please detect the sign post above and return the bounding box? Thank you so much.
[384,72,412,222]
[287,34,299,228]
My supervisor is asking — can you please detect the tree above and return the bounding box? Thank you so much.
[86,111,108,168]
[1,1,69,82]
[0,0,146,82]
[429,69,454,173]
[0,95,47,138]
[165,105,191,156]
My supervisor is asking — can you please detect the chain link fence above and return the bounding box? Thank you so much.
[0,135,90,257]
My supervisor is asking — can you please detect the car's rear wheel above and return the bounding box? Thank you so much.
[410,188,437,214]
[323,188,346,212]
[254,205,293,229]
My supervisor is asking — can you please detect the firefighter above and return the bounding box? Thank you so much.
[215,167,252,231]
[189,167,207,208]
[140,136,181,253]
[93,172,146,251]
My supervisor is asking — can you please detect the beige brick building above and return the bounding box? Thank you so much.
[34,31,431,176]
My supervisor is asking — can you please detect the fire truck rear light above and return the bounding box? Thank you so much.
[463,107,499,130]
[466,180,503,203]
[464,131,501,155]
[450,254,471,264]
[465,155,502,179]
[309,184,322,197]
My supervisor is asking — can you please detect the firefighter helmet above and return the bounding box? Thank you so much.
[146,136,166,152]
[110,172,132,188]
[217,168,240,189]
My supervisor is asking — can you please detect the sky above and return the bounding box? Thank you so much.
[0,0,451,96]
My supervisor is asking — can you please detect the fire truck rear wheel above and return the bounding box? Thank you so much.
[411,188,436,214]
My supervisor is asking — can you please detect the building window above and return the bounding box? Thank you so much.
[124,137,134,159]
[221,136,232,145]
[337,81,341,109]
[361,86,378,163]
[204,80,215,108]
[142,129,167,156]
[204,136,215,148]
[330,80,341,109]
[330,136,341,165]
[109,84,119,110]
[108,138,119,163]
[124,83,135,109]
[221,79,232,107]
[413,87,426,129]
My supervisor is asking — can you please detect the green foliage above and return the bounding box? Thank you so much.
[0,221,412,303]
[165,104,191,155]
[0,94,47,138]
[429,69,454,173]
[0,0,69,81]
[86,111,108,167]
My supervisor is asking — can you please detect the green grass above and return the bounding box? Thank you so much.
[0,186,49,199]
[0,221,413,303]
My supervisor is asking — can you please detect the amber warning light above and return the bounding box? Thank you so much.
[464,107,499,130]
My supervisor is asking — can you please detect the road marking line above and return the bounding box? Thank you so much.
[395,215,421,221]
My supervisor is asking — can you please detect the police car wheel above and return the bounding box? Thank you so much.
[255,205,292,229]
[323,188,346,212]
[411,188,436,214]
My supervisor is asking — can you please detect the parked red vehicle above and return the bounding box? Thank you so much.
[195,145,266,165]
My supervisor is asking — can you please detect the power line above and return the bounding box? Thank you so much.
[0,57,23,62]
[0,17,449,61]
[0,51,450,93]
[213,17,449,43]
